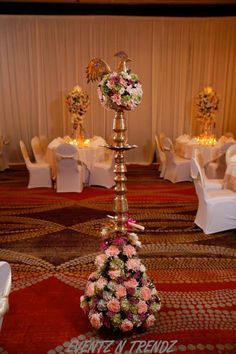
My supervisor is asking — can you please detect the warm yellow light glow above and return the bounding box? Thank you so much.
[64,136,90,147]
[84,139,90,146]
[196,134,217,146]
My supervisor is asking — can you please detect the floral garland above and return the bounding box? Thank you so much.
[80,229,161,332]
[195,86,219,124]
[97,71,143,112]
[66,85,89,126]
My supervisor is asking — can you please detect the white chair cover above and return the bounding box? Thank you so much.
[55,143,84,193]
[226,144,236,165]
[39,135,49,155]
[158,132,166,150]
[191,151,223,190]
[0,262,11,331]
[20,140,52,188]
[89,149,115,188]
[191,158,236,234]
[154,134,166,178]
[205,141,236,179]
[31,136,46,163]
[163,137,192,183]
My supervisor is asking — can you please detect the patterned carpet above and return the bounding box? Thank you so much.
[0,165,235,354]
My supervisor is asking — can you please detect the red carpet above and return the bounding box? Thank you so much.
[0,165,235,353]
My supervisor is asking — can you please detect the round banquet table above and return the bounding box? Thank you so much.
[175,141,222,166]
[45,139,106,180]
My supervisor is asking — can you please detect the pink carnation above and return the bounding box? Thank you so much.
[95,254,107,267]
[90,313,103,329]
[145,314,156,328]
[108,269,121,279]
[115,285,127,299]
[124,278,138,289]
[120,319,133,332]
[85,282,95,297]
[96,277,108,291]
[126,258,141,271]
[105,245,120,257]
[141,286,152,301]
[107,298,120,313]
[137,300,148,314]
[123,245,136,258]
[111,93,121,105]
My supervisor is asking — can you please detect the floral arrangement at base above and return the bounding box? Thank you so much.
[195,86,219,135]
[97,71,143,112]
[65,85,90,135]
[80,228,161,332]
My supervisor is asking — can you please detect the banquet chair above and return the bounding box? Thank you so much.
[191,151,223,190]
[31,136,46,163]
[20,140,52,188]
[163,137,192,183]
[0,136,9,171]
[158,132,166,150]
[205,141,236,179]
[154,134,166,178]
[55,143,84,193]
[191,157,236,234]
[225,143,236,165]
[0,261,11,331]
[89,149,115,188]
[39,135,49,155]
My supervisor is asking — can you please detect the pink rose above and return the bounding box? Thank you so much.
[126,258,141,271]
[90,313,103,329]
[107,298,120,313]
[96,277,108,291]
[120,319,133,332]
[137,301,148,314]
[115,285,127,299]
[85,282,95,297]
[111,93,121,105]
[105,245,120,257]
[95,254,107,267]
[141,286,152,301]
[108,269,121,279]
[145,314,156,328]
[80,295,89,312]
[124,278,138,289]
[123,245,136,258]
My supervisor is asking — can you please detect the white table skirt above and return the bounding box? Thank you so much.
[175,141,222,166]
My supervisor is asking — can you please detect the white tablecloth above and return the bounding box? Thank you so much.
[175,141,222,166]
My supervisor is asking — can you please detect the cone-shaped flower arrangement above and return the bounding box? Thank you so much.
[81,52,161,332]
[81,227,161,332]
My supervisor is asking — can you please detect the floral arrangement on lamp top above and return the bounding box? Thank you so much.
[86,51,143,112]
[195,86,219,124]
[80,228,161,332]
[66,85,89,126]
[97,71,143,112]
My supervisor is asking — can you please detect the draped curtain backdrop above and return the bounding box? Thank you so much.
[0,15,236,164]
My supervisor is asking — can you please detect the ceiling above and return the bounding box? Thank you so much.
[1,0,236,16]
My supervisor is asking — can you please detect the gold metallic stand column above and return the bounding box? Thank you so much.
[108,111,136,233]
